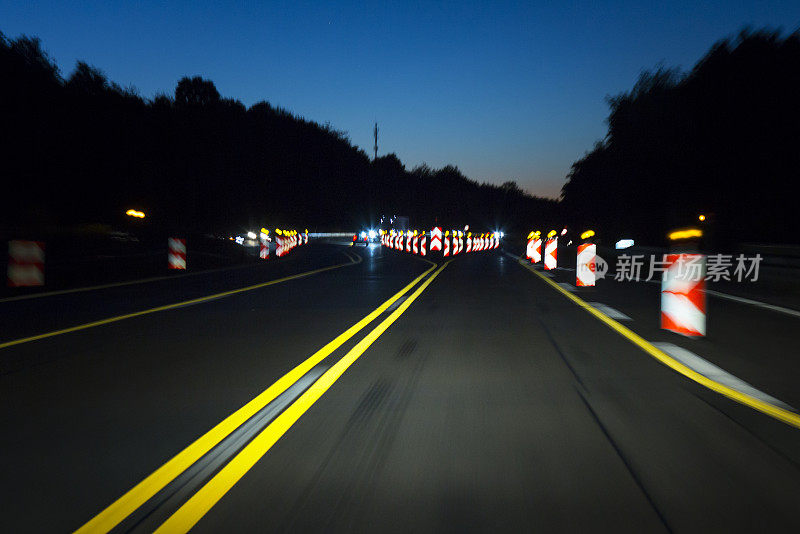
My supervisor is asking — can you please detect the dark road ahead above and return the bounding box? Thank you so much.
[2,244,799,533]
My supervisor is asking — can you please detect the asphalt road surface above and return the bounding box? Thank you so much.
[2,243,799,533]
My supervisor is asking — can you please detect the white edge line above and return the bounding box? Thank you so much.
[705,289,800,319]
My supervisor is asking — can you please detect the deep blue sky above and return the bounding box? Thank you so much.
[2,1,799,198]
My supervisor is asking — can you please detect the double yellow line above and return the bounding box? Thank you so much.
[515,257,800,430]
[77,257,448,533]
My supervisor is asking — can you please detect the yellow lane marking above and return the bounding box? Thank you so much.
[516,258,800,430]
[74,259,436,534]
[1,252,360,352]
[154,260,451,533]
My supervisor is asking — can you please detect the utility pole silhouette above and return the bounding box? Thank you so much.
[373,122,378,160]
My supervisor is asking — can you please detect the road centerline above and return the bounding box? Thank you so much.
[74,260,437,534]
[152,261,451,533]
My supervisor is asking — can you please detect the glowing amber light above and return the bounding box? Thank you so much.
[580,230,595,240]
[698,214,706,221]
[668,228,703,241]
[125,209,145,218]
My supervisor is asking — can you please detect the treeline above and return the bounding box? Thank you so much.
[1,32,556,236]
[561,29,800,246]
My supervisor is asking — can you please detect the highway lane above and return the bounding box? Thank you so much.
[0,245,431,532]
[0,243,354,348]
[3,245,800,532]
[161,251,799,532]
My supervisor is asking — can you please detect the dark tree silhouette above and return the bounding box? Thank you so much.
[561,29,800,246]
[0,30,556,238]
[175,76,220,107]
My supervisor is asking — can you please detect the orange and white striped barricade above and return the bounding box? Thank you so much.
[276,236,285,257]
[661,254,706,336]
[420,235,427,256]
[453,233,461,255]
[7,240,45,286]
[168,238,186,270]
[576,243,596,286]
[405,233,411,253]
[259,237,270,259]
[430,227,442,252]
[494,234,499,249]
[526,237,534,259]
[532,239,542,263]
[479,235,485,251]
[412,235,419,254]
[544,238,557,270]
[466,235,472,253]
[459,234,464,254]
[443,233,450,257]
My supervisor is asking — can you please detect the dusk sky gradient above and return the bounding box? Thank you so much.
[2,1,799,198]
